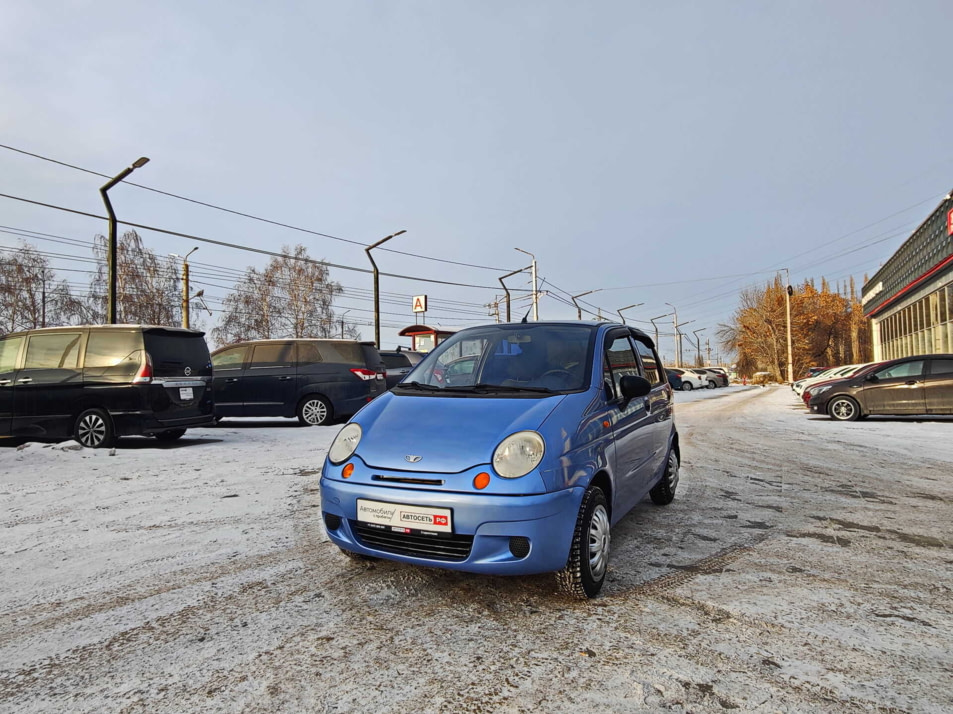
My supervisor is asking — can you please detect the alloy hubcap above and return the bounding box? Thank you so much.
[78,415,105,446]
[303,400,327,424]
[588,505,611,580]
[832,400,854,419]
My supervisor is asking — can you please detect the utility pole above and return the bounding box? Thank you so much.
[498,266,530,322]
[665,303,679,367]
[783,268,794,383]
[178,247,199,329]
[617,303,643,325]
[101,157,149,324]
[571,289,601,320]
[692,328,706,367]
[651,313,673,351]
[515,248,538,320]
[706,338,712,366]
[41,268,47,328]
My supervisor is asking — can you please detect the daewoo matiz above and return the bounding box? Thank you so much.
[320,321,680,598]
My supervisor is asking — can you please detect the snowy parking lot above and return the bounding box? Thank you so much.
[1,385,952,713]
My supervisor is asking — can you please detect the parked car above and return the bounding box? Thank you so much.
[320,321,679,599]
[211,339,385,426]
[801,363,878,405]
[695,368,729,388]
[666,369,683,390]
[379,348,426,390]
[793,364,864,396]
[808,354,953,420]
[667,367,707,391]
[0,325,214,447]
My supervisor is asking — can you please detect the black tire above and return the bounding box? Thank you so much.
[828,396,862,422]
[155,429,186,442]
[556,485,610,599]
[297,395,332,426]
[650,449,679,505]
[682,382,693,391]
[74,408,115,449]
[707,380,716,390]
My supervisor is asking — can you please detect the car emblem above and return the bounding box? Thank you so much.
[184,366,192,376]
[405,455,422,463]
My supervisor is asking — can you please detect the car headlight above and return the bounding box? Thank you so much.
[492,431,545,479]
[811,385,833,397]
[328,423,362,464]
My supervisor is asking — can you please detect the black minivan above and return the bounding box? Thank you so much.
[211,339,386,425]
[0,325,215,447]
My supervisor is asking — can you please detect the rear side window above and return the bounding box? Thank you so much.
[0,337,23,372]
[316,342,365,366]
[633,339,663,386]
[85,331,143,376]
[143,332,212,377]
[297,343,323,365]
[249,343,293,368]
[930,359,953,376]
[381,353,411,369]
[25,333,82,369]
[874,360,924,380]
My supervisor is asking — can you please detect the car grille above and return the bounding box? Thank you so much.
[350,520,473,561]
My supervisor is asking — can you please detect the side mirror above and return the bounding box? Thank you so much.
[619,375,652,400]
[865,373,879,383]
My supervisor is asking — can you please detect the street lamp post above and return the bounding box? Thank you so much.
[514,248,538,320]
[665,302,680,367]
[340,310,351,338]
[498,266,531,322]
[783,268,794,383]
[617,303,644,325]
[178,247,199,329]
[571,289,601,320]
[650,313,673,352]
[364,229,406,347]
[101,157,150,323]
[692,328,706,367]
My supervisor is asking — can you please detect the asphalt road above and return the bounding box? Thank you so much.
[1,386,951,713]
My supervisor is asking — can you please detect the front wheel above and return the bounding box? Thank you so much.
[707,380,716,389]
[828,396,862,422]
[298,395,332,426]
[556,485,610,599]
[74,408,115,448]
[681,382,693,391]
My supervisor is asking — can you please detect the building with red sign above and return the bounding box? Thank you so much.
[862,191,953,360]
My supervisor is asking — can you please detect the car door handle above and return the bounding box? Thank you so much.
[277,376,292,381]
[0,379,10,386]
[226,378,239,383]
[905,380,918,386]
[17,378,32,384]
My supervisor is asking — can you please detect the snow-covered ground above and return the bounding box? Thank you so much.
[1,385,951,713]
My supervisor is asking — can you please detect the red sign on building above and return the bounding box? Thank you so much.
[948,207,953,236]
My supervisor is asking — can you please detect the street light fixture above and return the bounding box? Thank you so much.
[339,309,351,339]
[665,302,680,367]
[101,156,150,323]
[514,248,538,320]
[571,289,601,320]
[364,229,406,347]
[617,303,644,325]
[650,312,674,351]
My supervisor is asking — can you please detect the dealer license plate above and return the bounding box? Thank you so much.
[356,498,452,533]
[179,387,194,401]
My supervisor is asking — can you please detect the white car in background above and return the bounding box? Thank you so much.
[668,367,708,391]
[793,364,866,397]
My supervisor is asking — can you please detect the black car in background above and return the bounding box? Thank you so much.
[808,354,953,421]
[0,325,214,447]
[665,369,683,390]
[211,339,385,425]
[379,348,426,389]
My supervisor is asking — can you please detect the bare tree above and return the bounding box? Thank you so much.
[212,244,344,346]
[0,242,85,336]
[84,230,181,326]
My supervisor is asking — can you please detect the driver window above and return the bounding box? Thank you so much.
[874,361,924,380]
[603,335,640,399]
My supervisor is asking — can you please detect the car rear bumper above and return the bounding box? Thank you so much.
[112,411,216,436]
[320,477,584,575]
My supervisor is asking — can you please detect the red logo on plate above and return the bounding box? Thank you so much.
[433,515,449,526]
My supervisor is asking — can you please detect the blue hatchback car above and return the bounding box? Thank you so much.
[320,321,680,598]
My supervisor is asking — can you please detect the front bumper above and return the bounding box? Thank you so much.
[320,477,584,576]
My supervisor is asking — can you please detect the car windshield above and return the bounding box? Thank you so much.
[398,324,595,394]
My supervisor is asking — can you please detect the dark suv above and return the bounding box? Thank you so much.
[379,349,426,389]
[0,325,214,447]
[211,339,385,425]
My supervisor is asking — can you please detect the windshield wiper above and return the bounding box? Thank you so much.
[464,382,555,394]
[398,381,445,392]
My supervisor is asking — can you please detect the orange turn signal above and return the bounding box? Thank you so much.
[603,420,611,428]
[473,472,491,490]
[342,463,354,478]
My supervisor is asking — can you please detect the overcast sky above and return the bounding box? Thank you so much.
[2,0,952,360]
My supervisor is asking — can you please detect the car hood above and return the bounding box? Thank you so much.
[354,392,566,474]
